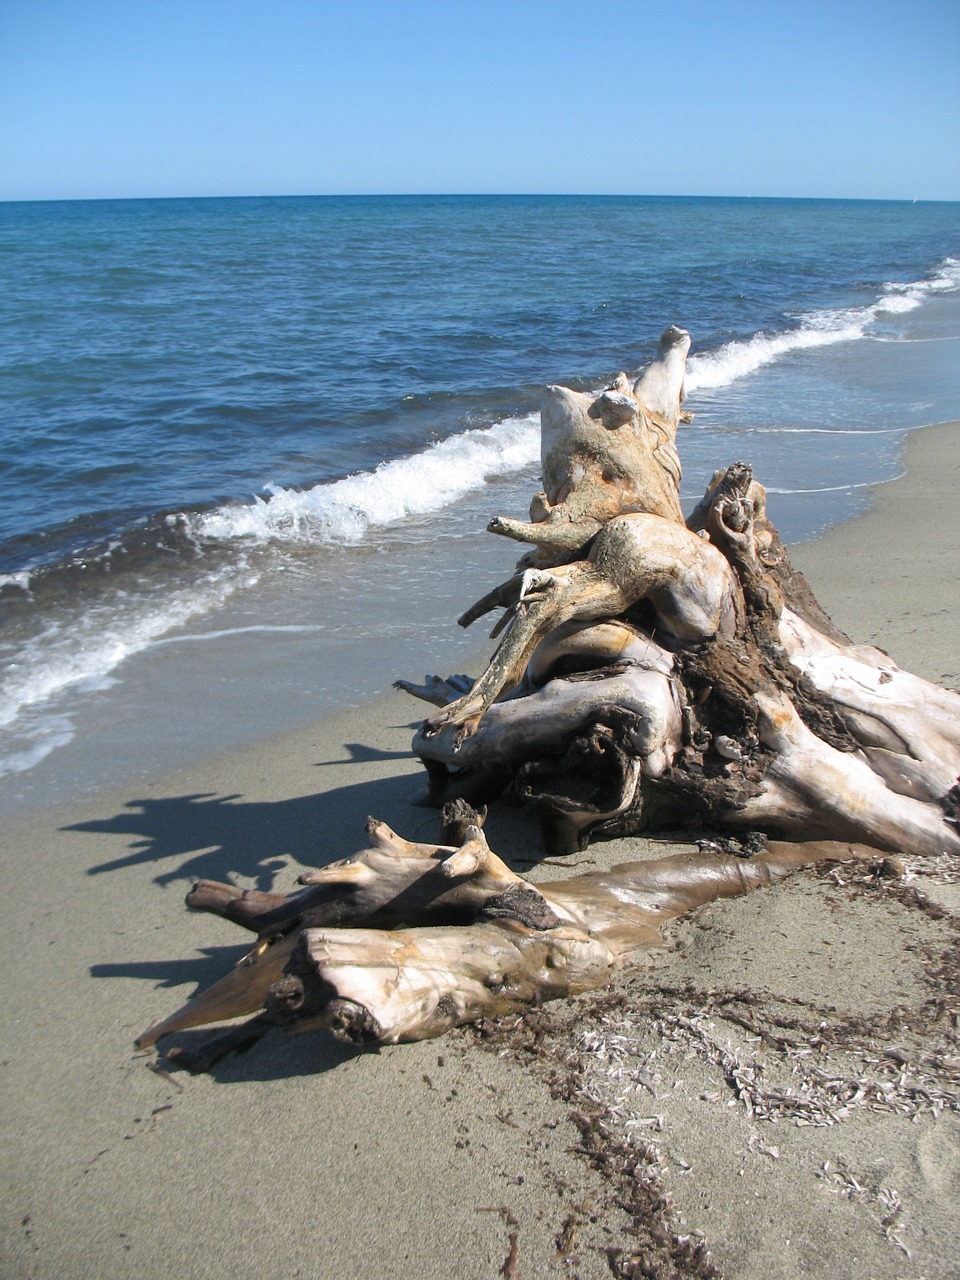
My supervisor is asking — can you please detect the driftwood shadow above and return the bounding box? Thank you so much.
[93,944,251,991]
[154,1022,364,1083]
[77,746,446,1076]
[66,755,430,890]
[96,939,366,1080]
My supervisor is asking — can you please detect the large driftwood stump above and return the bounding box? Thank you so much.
[403,336,960,859]
[143,327,960,1058]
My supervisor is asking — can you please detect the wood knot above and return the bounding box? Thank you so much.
[265,974,306,1024]
[322,999,383,1045]
[480,885,561,931]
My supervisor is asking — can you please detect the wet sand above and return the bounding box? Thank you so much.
[1,422,958,1279]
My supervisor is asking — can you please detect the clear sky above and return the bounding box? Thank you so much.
[2,0,959,203]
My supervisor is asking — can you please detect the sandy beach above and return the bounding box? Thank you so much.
[2,421,959,1280]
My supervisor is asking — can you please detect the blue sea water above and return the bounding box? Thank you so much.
[1,194,959,799]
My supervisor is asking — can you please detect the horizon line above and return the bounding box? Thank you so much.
[2,191,955,207]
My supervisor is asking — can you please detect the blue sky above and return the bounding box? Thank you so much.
[2,0,959,202]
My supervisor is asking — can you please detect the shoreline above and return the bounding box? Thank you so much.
[1,420,958,1278]
[4,368,957,817]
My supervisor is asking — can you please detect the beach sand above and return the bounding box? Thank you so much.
[2,422,958,1279]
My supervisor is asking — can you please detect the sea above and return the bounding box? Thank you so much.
[2,194,959,810]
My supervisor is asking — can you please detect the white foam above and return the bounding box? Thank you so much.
[153,623,327,644]
[876,258,960,314]
[191,413,540,547]
[891,255,960,295]
[686,256,960,394]
[736,426,903,435]
[0,715,76,779]
[686,316,866,392]
[876,291,923,315]
[764,476,897,495]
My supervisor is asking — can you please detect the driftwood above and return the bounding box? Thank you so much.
[142,326,960,1058]
[404,340,960,859]
[138,805,877,1051]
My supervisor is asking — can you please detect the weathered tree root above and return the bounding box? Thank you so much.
[405,453,960,858]
[138,807,877,1054]
[400,326,960,858]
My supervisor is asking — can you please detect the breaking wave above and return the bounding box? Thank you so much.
[187,259,960,549]
[686,256,960,393]
[189,412,540,546]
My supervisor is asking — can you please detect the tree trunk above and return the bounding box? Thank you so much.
[139,808,877,1051]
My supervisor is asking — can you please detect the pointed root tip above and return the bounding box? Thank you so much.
[365,815,402,848]
[440,846,482,878]
[135,1018,163,1050]
[364,816,427,859]
[440,827,495,879]
[185,879,243,911]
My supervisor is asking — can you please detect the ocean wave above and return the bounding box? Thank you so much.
[0,419,542,767]
[685,318,866,391]
[878,254,960,312]
[190,412,540,546]
[686,256,960,393]
[184,259,959,554]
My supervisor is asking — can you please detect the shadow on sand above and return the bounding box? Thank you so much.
[73,741,440,1076]
[66,754,431,891]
